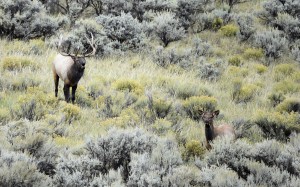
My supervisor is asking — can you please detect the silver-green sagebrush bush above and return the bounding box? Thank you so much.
[254,29,288,61]
[128,139,182,186]
[235,13,256,41]
[0,0,62,39]
[97,12,144,52]
[148,12,185,47]
[197,58,224,81]
[176,0,215,30]
[0,147,53,187]
[85,128,158,181]
[201,137,300,186]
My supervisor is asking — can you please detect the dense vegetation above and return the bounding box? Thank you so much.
[0,0,300,186]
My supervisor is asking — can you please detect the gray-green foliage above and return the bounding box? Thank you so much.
[152,46,192,68]
[85,128,158,181]
[258,0,300,59]
[148,12,185,47]
[50,0,90,26]
[128,139,182,186]
[97,12,144,53]
[236,13,256,41]
[0,0,62,39]
[197,58,224,81]
[193,9,230,33]
[176,0,215,30]
[0,147,53,187]
[254,29,288,61]
[200,136,300,185]
[54,155,124,186]
[3,120,57,176]
[259,0,300,36]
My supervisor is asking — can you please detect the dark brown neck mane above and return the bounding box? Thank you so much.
[205,122,214,142]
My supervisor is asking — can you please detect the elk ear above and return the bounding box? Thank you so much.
[213,110,220,117]
[199,109,204,115]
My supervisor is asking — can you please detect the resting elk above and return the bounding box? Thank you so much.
[52,34,96,103]
[199,110,235,149]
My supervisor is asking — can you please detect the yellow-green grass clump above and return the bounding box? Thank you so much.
[219,24,239,37]
[243,48,264,60]
[1,56,38,71]
[152,118,173,135]
[268,92,286,107]
[0,108,10,124]
[152,98,172,119]
[292,72,300,82]
[63,103,81,123]
[54,136,84,147]
[212,17,223,30]
[165,78,211,99]
[101,108,140,129]
[4,39,46,55]
[273,63,297,81]
[227,66,249,78]
[182,96,218,120]
[232,80,260,103]
[276,98,300,113]
[182,140,206,161]
[228,55,243,66]
[273,80,300,94]
[253,63,268,74]
[12,87,58,121]
[253,110,300,141]
[74,86,93,108]
[112,78,144,95]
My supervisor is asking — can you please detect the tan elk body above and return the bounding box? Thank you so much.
[200,110,235,149]
[52,34,96,103]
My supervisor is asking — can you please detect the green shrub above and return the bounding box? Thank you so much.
[12,87,58,121]
[253,110,300,141]
[212,17,223,30]
[151,98,172,119]
[243,48,264,59]
[253,64,268,74]
[182,96,218,120]
[274,63,296,81]
[0,108,10,125]
[276,98,300,113]
[268,92,286,107]
[112,79,144,95]
[166,80,211,99]
[63,103,81,124]
[233,82,259,103]
[1,56,37,71]
[152,118,172,135]
[11,76,41,91]
[182,140,206,161]
[274,80,300,94]
[29,39,46,55]
[227,66,249,77]
[219,24,239,37]
[75,86,93,108]
[228,55,242,66]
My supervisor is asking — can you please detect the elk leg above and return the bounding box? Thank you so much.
[71,84,77,104]
[54,74,59,97]
[63,84,70,102]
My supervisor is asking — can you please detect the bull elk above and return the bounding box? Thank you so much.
[199,110,235,149]
[52,34,96,103]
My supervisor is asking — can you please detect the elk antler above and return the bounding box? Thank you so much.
[58,35,77,57]
[83,32,97,57]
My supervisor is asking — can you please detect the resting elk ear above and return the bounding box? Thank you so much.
[213,110,220,117]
